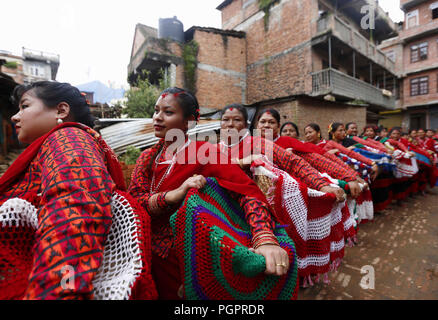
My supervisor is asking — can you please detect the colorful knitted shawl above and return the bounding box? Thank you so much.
[170,178,299,300]
[249,159,357,287]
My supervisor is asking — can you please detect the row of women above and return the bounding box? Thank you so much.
[0,81,436,300]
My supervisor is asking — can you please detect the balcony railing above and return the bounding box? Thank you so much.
[315,14,396,74]
[22,48,60,64]
[311,68,396,109]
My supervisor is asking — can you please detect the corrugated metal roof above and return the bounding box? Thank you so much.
[100,119,221,155]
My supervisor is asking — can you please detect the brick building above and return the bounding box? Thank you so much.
[128,0,399,138]
[379,0,438,131]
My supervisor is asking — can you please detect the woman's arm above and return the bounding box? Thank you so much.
[228,191,290,276]
[23,128,114,300]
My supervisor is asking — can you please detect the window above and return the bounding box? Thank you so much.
[386,50,396,63]
[410,76,429,96]
[411,42,428,62]
[407,10,419,29]
[29,64,45,77]
[431,2,438,19]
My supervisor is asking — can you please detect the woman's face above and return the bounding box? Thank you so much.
[364,128,376,139]
[389,129,401,140]
[426,130,435,138]
[11,90,59,144]
[153,94,188,139]
[417,129,426,139]
[221,108,247,132]
[304,126,320,144]
[257,112,279,140]
[281,124,298,138]
[409,130,417,138]
[333,125,346,141]
[380,129,388,138]
[346,123,358,136]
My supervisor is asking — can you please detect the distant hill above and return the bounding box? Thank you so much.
[76,81,125,104]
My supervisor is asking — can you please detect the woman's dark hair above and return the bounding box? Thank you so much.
[221,103,248,125]
[409,129,417,134]
[345,122,356,131]
[328,122,343,140]
[160,87,199,120]
[376,126,387,134]
[388,126,402,137]
[362,125,377,136]
[280,122,299,137]
[257,108,281,125]
[11,81,96,128]
[305,123,321,134]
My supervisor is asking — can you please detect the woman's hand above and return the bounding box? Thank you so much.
[327,148,339,155]
[320,186,346,202]
[232,154,263,169]
[356,177,369,190]
[166,175,207,205]
[347,181,361,198]
[249,245,290,276]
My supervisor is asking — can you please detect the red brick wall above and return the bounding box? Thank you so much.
[403,34,438,74]
[402,0,438,27]
[379,41,405,75]
[221,0,260,30]
[240,0,318,104]
[193,29,246,109]
[403,69,438,107]
[256,96,367,139]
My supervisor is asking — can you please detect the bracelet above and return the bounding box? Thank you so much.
[252,231,276,243]
[148,192,169,215]
[253,241,280,250]
[252,231,279,249]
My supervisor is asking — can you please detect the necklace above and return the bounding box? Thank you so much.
[150,139,192,194]
[220,131,250,148]
[273,135,280,143]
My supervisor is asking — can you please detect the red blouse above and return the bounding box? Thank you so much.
[0,127,115,300]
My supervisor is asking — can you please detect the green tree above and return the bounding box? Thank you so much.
[123,71,160,118]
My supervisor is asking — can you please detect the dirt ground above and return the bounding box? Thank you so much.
[298,188,438,300]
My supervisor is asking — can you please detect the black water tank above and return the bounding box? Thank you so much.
[158,16,184,43]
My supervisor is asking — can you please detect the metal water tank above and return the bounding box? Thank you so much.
[158,16,184,43]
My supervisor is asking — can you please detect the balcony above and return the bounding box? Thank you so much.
[311,68,396,109]
[401,0,429,11]
[22,47,60,64]
[314,14,396,74]
[399,19,438,42]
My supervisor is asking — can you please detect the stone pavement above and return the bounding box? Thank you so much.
[298,188,438,300]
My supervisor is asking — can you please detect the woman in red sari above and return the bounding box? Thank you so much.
[0,81,156,300]
[129,89,294,300]
[218,105,344,199]
[256,109,364,198]
[217,105,360,284]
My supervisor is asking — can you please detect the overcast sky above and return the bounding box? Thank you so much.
[1,0,404,89]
